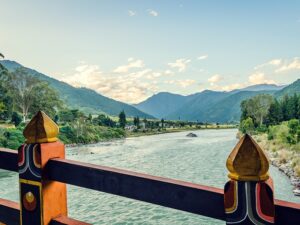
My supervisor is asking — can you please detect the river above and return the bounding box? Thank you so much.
[0,129,299,224]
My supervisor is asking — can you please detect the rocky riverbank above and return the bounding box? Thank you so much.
[252,133,300,193]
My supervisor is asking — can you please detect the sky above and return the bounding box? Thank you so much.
[1,0,300,103]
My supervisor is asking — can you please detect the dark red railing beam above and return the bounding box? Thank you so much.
[46,158,226,221]
[0,198,19,225]
[1,149,300,224]
[0,148,18,172]
[275,199,300,224]
[0,198,90,225]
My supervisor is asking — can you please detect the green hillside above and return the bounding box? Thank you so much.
[0,60,154,118]
[275,79,300,98]
[167,90,275,122]
[197,90,275,123]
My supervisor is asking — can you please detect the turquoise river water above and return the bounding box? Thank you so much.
[0,129,299,224]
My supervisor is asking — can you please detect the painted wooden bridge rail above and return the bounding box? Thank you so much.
[0,111,300,225]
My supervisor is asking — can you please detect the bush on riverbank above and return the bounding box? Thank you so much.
[0,127,24,149]
[252,120,300,177]
[59,125,125,144]
[0,124,126,149]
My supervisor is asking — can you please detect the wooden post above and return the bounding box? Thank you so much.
[224,134,275,225]
[18,111,67,225]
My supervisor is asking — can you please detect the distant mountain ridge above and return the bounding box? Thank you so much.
[0,60,154,118]
[135,81,299,123]
[2,60,298,122]
[133,92,189,118]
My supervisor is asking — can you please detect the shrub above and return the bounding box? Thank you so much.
[278,150,292,164]
[11,112,22,127]
[240,117,254,134]
[0,128,24,149]
[294,165,300,177]
[288,119,300,135]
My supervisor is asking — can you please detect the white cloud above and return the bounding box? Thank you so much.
[61,62,158,103]
[221,83,245,91]
[128,10,136,16]
[164,70,174,76]
[254,59,282,70]
[208,74,223,85]
[248,72,276,84]
[275,57,300,73]
[148,9,158,17]
[165,79,196,88]
[209,83,246,92]
[113,58,144,73]
[269,59,282,66]
[167,58,191,72]
[197,55,208,60]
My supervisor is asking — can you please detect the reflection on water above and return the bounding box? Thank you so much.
[0,129,298,224]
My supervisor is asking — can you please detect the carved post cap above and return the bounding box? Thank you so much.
[23,111,59,144]
[226,134,269,181]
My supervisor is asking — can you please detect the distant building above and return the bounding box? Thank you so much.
[125,125,136,131]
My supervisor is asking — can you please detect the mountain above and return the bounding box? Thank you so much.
[0,60,154,118]
[166,90,276,122]
[134,92,189,119]
[166,90,230,120]
[275,79,300,98]
[238,84,286,92]
[194,90,275,123]
[135,82,296,123]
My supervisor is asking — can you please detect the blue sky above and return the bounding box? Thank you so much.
[1,0,300,103]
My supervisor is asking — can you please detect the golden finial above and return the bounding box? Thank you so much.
[226,134,269,181]
[23,111,59,144]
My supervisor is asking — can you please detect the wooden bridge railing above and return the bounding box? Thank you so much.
[0,111,300,225]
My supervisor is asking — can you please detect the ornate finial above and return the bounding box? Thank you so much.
[226,134,269,181]
[23,111,59,144]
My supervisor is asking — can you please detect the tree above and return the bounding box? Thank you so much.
[133,116,140,128]
[240,117,255,134]
[288,119,299,135]
[11,112,22,127]
[10,68,62,122]
[118,110,126,129]
[54,114,59,124]
[281,95,289,121]
[136,116,140,128]
[0,64,13,120]
[298,97,300,119]
[287,94,298,120]
[161,118,165,129]
[143,118,148,129]
[265,99,281,126]
[240,94,273,126]
[94,114,116,127]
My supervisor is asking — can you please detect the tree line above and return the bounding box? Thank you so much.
[240,93,300,147]
[240,94,300,129]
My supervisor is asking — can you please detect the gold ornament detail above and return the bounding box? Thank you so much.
[23,111,59,144]
[226,134,269,181]
[23,191,37,211]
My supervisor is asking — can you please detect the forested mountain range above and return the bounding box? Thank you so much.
[0,60,154,118]
[1,60,299,123]
[135,80,300,123]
